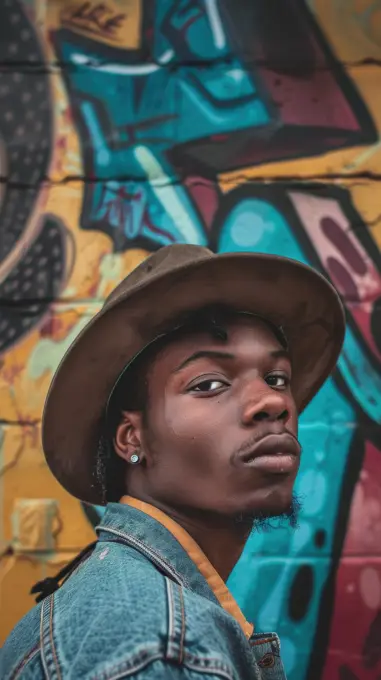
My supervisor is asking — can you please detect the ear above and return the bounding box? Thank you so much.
[114,411,144,463]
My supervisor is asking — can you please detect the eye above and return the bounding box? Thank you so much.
[266,373,290,389]
[190,379,227,393]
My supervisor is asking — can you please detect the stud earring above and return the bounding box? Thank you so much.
[130,452,140,464]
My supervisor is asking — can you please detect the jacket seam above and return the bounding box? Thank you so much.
[8,643,40,680]
[165,579,186,664]
[183,660,235,679]
[179,584,186,664]
[183,652,235,680]
[88,645,163,680]
[88,650,235,680]
[40,595,62,680]
[40,600,48,679]
[166,578,175,660]
[49,594,62,680]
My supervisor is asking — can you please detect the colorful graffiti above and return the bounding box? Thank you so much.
[1,1,381,679]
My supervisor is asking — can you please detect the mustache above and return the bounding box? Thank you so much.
[234,430,301,457]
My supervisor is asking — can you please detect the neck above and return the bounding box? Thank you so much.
[129,494,251,581]
[173,512,250,581]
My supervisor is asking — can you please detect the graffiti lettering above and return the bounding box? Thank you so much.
[62,2,126,39]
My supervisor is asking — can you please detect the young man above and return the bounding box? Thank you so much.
[2,245,345,679]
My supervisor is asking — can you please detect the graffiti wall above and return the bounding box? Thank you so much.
[0,1,381,678]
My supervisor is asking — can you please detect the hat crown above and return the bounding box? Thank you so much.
[105,244,213,308]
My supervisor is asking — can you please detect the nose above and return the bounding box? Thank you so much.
[241,382,289,425]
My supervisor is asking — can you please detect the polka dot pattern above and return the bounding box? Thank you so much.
[0,0,64,353]
[0,217,66,353]
[0,0,52,262]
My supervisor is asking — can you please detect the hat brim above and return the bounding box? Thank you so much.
[42,252,345,504]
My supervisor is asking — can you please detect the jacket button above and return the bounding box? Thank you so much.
[259,653,275,668]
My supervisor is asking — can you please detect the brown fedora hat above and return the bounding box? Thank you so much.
[42,244,345,505]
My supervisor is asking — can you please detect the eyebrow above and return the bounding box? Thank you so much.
[172,348,291,374]
[172,351,235,374]
[270,349,291,361]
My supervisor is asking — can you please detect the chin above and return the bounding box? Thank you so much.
[235,483,299,526]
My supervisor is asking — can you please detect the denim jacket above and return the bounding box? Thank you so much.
[2,502,287,679]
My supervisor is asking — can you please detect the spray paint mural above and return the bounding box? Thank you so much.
[0,1,381,678]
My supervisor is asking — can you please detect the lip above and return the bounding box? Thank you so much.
[237,433,301,475]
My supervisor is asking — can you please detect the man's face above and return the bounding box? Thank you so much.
[127,317,300,521]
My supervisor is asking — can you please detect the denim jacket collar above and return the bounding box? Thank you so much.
[96,501,220,606]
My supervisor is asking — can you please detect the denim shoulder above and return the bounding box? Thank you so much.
[1,603,43,680]
[2,540,168,678]
[2,541,240,679]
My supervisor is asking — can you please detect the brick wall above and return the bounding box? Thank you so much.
[0,2,381,678]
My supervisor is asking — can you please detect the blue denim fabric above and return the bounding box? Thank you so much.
[2,502,287,679]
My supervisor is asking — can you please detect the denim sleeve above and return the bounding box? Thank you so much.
[130,659,233,679]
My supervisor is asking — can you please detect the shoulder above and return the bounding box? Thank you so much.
[2,604,43,680]
[2,542,241,679]
[54,540,172,645]
[2,542,168,679]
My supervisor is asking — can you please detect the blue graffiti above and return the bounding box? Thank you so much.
[55,0,374,252]
[56,0,270,248]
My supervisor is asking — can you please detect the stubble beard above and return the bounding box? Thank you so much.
[233,493,302,533]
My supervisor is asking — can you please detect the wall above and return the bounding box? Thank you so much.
[0,1,381,678]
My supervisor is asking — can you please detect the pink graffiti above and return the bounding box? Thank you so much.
[289,191,381,366]
[322,441,381,679]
